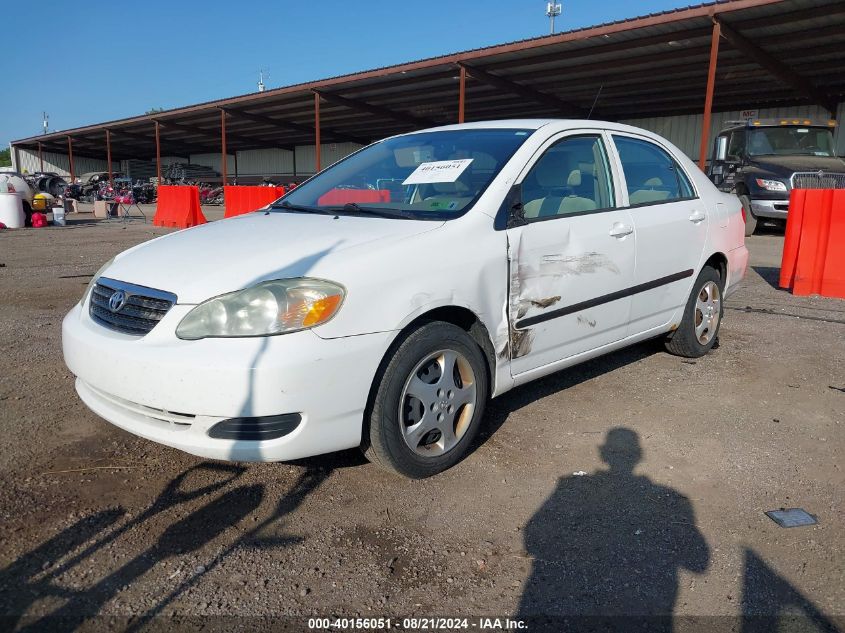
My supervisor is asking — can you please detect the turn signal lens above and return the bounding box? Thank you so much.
[303,294,343,327]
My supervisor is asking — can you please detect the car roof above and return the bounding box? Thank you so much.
[402,118,668,139]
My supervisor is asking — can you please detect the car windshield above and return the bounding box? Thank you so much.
[276,128,533,220]
[747,127,835,156]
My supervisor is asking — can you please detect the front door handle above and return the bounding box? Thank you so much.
[609,222,634,238]
[689,209,706,223]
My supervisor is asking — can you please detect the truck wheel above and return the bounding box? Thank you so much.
[665,266,723,358]
[739,194,756,237]
[362,321,489,478]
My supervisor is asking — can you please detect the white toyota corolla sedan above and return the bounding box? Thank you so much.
[63,120,748,478]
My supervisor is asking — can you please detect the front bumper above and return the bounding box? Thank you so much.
[62,302,394,462]
[750,198,789,219]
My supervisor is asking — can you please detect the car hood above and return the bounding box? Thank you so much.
[105,211,443,304]
[748,154,845,178]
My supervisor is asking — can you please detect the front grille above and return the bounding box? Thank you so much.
[791,171,845,190]
[89,277,176,336]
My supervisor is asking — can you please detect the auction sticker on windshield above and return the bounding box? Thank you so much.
[402,158,473,185]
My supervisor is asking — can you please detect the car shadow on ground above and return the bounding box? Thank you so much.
[476,339,661,452]
[0,462,331,632]
[752,222,785,236]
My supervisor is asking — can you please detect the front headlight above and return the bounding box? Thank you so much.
[176,278,345,340]
[79,257,115,306]
[755,178,787,192]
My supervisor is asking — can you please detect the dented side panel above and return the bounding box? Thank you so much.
[505,211,636,376]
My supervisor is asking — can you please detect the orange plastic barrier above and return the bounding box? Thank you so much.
[317,188,391,206]
[779,188,845,298]
[152,186,207,229]
[778,189,805,290]
[223,186,285,218]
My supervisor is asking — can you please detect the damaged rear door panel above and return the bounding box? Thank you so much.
[504,131,637,376]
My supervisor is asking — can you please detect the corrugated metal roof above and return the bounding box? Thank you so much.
[13,0,844,161]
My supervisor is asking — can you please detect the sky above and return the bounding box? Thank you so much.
[4,0,699,146]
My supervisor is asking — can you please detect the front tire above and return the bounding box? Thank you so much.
[362,321,489,478]
[739,194,757,237]
[665,266,724,358]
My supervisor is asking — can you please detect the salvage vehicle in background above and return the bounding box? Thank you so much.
[79,172,126,202]
[707,118,845,236]
[63,120,748,478]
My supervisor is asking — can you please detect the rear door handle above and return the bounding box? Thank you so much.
[689,209,706,223]
[609,222,634,238]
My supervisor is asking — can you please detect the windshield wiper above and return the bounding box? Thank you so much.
[270,201,338,215]
[339,203,417,220]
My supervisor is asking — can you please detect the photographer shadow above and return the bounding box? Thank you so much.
[518,428,709,632]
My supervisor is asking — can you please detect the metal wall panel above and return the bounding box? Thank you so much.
[189,153,236,174]
[15,148,115,178]
[160,156,188,166]
[621,103,842,160]
[295,142,363,175]
[233,148,295,177]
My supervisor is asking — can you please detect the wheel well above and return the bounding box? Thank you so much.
[704,252,728,283]
[400,306,496,383]
[360,306,497,453]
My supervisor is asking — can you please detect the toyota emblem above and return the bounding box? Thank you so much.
[108,289,127,313]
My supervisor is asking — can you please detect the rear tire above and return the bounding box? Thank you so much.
[665,266,724,358]
[739,194,757,237]
[362,321,489,478]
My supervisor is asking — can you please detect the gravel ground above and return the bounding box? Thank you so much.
[0,213,842,632]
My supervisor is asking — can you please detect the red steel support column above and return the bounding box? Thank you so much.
[38,142,44,172]
[458,66,467,123]
[220,108,228,185]
[698,20,721,170]
[155,121,162,184]
[106,129,113,188]
[67,136,75,182]
[314,92,321,173]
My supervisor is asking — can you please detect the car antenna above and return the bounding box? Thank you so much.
[586,84,603,120]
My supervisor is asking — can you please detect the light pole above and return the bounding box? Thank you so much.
[546,2,562,34]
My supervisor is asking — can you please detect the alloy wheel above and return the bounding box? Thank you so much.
[694,281,721,345]
[398,349,477,457]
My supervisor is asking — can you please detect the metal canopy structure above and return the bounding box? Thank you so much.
[11,0,844,179]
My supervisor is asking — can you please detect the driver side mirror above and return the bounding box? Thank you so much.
[715,136,728,162]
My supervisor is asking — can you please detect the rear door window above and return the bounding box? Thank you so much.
[612,135,696,206]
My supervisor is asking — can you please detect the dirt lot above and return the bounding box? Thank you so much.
[0,213,842,631]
